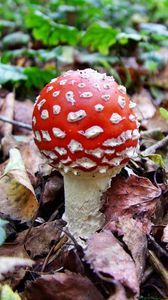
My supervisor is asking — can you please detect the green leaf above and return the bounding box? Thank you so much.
[2,32,30,49]
[0,64,27,84]
[1,284,21,300]
[26,10,79,46]
[82,22,119,55]
[160,107,168,121]
[148,154,164,167]
[117,32,142,45]
[24,67,56,89]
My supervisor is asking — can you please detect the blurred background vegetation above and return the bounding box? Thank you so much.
[0,0,168,99]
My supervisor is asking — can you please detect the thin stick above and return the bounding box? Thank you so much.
[148,235,168,258]
[0,115,32,130]
[141,134,168,156]
[148,250,168,290]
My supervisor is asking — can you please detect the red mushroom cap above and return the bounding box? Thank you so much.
[32,69,139,174]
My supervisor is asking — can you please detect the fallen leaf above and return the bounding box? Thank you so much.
[0,220,64,260]
[0,256,33,281]
[149,63,168,88]
[132,88,156,121]
[42,175,63,204]
[0,284,21,300]
[145,108,168,132]
[0,92,15,136]
[109,217,147,282]
[103,175,161,228]
[25,272,104,300]
[14,99,33,135]
[1,135,52,180]
[0,148,39,221]
[85,230,139,297]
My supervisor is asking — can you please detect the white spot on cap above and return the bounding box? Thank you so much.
[50,78,57,83]
[102,156,123,166]
[94,104,104,112]
[104,149,115,155]
[93,83,101,91]
[70,80,76,85]
[53,91,60,97]
[132,129,140,140]
[79,70,90,79]
[103,137,122,147]
[129,101,136,109]
[110,113,123,124]
[129,114,136,122]
[41,109,49,119]
[55,147,67,156]
[79,126,104,139]
[52,128,66,139]
[101,94,110,101]
[78,83,86,88]
[73,157,96,169]
[117,147,138,158]
[103,84,110,89]
[37,99,46,110]
[68,140,83,153]
[53,105,61,115]
[47,86,53,92]
[80,92,93,98]
[67,110,86,122]
[32,116,36,125]
[118,95,126,109]
[34,131,41,142]
[65,91,76,105]
[42,150,58,160]
[41,131,51,141]
[85,148,104,158]
[118,85,126,94]
[61,157,72,164]
[120,130,132,142]
[59,79,67,85]
[36,95,40,101]
[99,166,108,173]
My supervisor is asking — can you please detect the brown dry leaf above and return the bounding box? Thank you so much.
[132,88,156,121]
[0,220,64,260]
[0,92,15,136]
[85,230,139,297]
[25,272,104,300]
[109,217,147,282]
[0,256,33,281]
[145,108,168,132]
[149,63,168,88]
[103,175,161,226]
[0,148,38,221]
[14,99,33,135]
[42,175,63,203]
[1,134,51,181]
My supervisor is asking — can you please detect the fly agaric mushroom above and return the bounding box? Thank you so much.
[32,69,139,243]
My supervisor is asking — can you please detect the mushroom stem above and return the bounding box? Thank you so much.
[63,168,122,244]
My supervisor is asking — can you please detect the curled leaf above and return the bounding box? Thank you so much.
[0,148,39,221]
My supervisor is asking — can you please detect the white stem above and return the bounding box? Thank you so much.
[63,169,121,243]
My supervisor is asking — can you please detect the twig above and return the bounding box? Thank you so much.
[0,115,32,130]
[141,134,168,156]
[148,235,168,258]
[148,250,168,290]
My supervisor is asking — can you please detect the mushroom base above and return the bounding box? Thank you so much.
[63,166,124,245]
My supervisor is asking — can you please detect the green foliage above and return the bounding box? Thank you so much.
[24,66,56,89]
[82,22,119,55]
[26,10,79,46]
[0,64,27,84]
[0,285,21,300]
[2,32,30,49]
[0,218,8,246]
[160,107,168,121]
